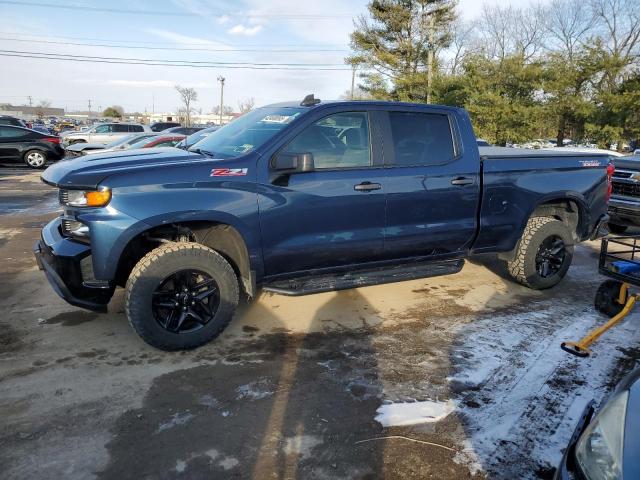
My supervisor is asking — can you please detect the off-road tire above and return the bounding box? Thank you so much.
[607,223,628,234]
[125,242,239,350]
[23,149,47,168]
[594,279,627,317]
[507,216,574,289]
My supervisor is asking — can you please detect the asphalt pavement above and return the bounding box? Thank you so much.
[1,164,639,480]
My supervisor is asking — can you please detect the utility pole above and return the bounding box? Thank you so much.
[217,76,225,126]
[427,15,434,104]
[350,64,356,100]
[88,99,92,118]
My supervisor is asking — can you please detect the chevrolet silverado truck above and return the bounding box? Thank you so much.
[35,96,613,350]
[606,154,640,233]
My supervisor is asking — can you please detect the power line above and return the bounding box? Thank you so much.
[0,1,354,19]
[0,31,349,47]
[0,49,347,67]
[0,36,349,53]
[0,51,351,71]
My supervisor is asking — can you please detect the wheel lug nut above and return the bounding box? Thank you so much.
[175,293,179,297]
[191,301,195,305]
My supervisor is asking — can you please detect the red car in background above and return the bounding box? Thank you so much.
[130,135,186,149]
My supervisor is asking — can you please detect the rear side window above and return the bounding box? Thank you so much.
[388,112,455,166]
[0,126,29,138]
[129,125,144,132]
[112,124,129,133]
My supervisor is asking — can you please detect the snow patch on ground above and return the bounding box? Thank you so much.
[283,434,322,461]
[448,299,640,477]
[235,379,274,400]
[375,400,455,427]
[155,411,195,433]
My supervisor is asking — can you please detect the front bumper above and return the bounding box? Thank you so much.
[608,196,640,226]
[34,218,114,312]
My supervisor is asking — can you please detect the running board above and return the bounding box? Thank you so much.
[263,259,464,296]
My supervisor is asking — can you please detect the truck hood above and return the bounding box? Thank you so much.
[612,155,640,171]
[42,147,202,189]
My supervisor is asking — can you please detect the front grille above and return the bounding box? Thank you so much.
[613,170,634,179]
[612,182,640,197]
[59,189,69,205]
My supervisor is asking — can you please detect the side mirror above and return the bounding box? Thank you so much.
[273,152,314,173]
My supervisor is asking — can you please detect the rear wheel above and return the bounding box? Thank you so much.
[594,280,627,317]
[23,150,47,168]
[608,223,628,234]
[125,242,239,350]
[507,216,574,289]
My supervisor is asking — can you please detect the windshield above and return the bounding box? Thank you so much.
[189,107,305,158]
[105,134,138,148]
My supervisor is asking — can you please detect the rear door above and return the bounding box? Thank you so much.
[258,109,387,276]
[382,108,480,258]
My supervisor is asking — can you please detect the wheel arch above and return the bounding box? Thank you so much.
[112,217,257,297]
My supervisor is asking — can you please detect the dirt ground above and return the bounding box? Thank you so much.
[1,165,639,480]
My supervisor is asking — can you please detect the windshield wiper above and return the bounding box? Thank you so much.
[189,147,214,157]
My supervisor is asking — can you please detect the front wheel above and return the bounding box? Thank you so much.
[507,216,574,289]
[125,242,239,350]
[23,150,47,168]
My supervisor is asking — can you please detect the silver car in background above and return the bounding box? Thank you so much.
[64,133,159,157]
[60,122,150,146]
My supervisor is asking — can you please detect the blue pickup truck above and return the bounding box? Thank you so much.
[35,96,613,350]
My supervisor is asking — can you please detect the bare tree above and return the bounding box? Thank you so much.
[591,0,640,60]
[477,4,546,61]
[544,0,595,60]
[175,85,198,127]
[446,19,478,74]
[237,97,255,113]
[37,99,52,108]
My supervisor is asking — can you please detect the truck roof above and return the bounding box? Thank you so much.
[263,99,465,113]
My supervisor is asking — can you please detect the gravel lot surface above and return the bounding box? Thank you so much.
[1,164,639,479]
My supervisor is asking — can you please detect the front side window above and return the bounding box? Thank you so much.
[388,112,455,166]
[94,124,112,134]
[281,112,371,170]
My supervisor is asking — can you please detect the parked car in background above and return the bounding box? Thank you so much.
[175,125,220,149]
[606,154,640,233]
[0,125,63,168]
[476,139,491,146]
[161,126,203,136]
[60,122,149,146]
[64,133,159,157]
[150,121,180,132]
[554,367,640,480]
[0,115,27,127]
[127,134,185,149]
[31,124,54,135]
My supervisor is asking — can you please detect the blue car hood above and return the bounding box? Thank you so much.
[42,147,202,189]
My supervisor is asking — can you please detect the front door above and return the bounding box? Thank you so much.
[258,110,387,277]
[382,109,480,258]
[90,124,114,144]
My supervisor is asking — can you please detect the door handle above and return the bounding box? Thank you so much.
[354,181,382,192]
[451,177,474,186]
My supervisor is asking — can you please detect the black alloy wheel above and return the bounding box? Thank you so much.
[535,235,566,278]
[151,269,219,334]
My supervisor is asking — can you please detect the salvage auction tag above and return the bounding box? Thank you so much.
[210,168,248,176]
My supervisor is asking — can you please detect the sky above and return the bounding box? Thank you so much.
[0,0,538,114]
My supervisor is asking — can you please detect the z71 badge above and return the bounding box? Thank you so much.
[210,168,248,177]
[579,160,601,167]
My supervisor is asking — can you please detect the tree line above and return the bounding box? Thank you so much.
[348,0,640,149]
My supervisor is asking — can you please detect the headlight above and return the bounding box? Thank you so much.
[60,188,111,207]
[575,391,628,480]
